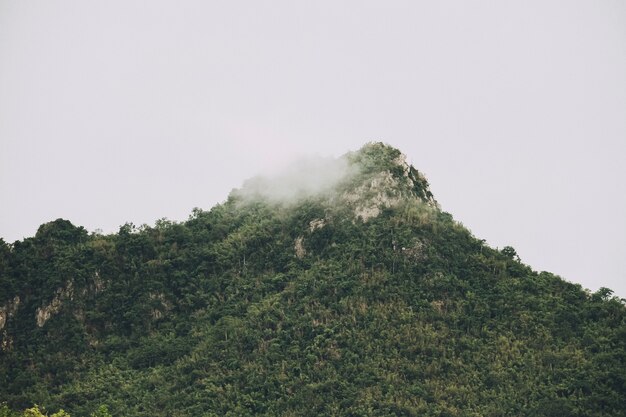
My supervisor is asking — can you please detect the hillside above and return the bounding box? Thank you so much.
[1,143,624,416]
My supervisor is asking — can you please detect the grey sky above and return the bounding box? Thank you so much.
[1,1,625,297]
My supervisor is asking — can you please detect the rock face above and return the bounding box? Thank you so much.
[36,294,60,327]
[36,295,63,327]
[148,292,172,320]
[337,143,437,222]
[342,171,406,221]
[0,296,20,330]
[294,236,306,259]
[0,296,20,352]
[308,218,326,232]
[35,282,74,327]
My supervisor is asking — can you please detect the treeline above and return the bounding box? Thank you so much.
[0,404,110,417]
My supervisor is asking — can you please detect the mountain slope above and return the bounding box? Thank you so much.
[1,143,624,416]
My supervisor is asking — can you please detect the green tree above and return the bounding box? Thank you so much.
[90,405,112,417]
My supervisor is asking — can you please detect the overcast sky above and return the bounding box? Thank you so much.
[1,0,625,297]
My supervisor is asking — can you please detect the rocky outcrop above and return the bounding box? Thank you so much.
[294,236,306,259]
[309,218,326,232]
[0,296,20,330]
[342,171,405,221]
[149,292,172,320]
[35,282,73,327]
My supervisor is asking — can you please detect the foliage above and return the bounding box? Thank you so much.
[0,143,624,416]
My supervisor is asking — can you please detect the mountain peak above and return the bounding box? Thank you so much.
[329,142,436,221]
[347,142,437,202]
[231,142,437,222]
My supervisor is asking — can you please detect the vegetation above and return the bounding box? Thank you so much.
[1,143,624,416]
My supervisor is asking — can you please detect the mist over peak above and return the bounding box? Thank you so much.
[232,155,357,204]
[229,143,437,216]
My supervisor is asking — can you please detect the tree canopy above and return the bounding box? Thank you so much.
[1,144,624,416]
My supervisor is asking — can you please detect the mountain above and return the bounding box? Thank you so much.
[1,143,624,416]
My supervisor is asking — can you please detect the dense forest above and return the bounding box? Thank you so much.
[1,143,624,416]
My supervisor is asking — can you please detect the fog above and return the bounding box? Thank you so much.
[233,155,356,204]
